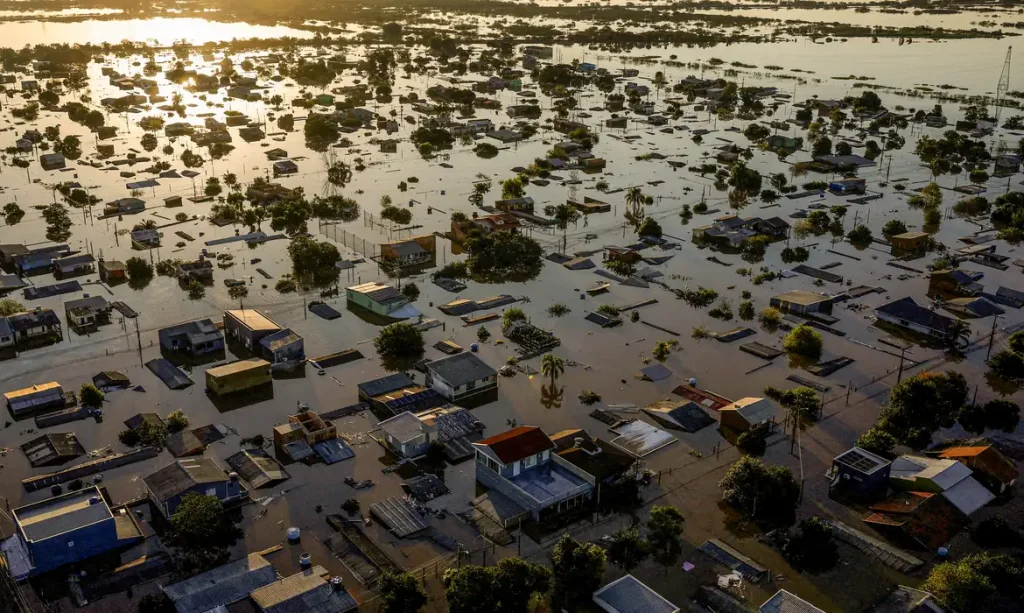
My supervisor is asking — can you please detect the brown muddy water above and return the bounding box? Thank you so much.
[0,21,1022,613]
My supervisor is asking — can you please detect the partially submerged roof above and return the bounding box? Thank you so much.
[226,449,289,489]
[144,458,229,503]
[593,575,679,613]
[876,297,956,335]
[207,358,271,378]
[609,421,676,457]
[163,553,277,613]
[642,400,716,433]
[475,426,554,464]
[261,328,302,352]
[357,372,415,398]
[425,352,496,387]
[773,290,831,306]
[14,487,112,543]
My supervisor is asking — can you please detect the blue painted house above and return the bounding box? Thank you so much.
[143,458,244,519]
[158,319,225,357]
[473,426,593,522]
[3,487,142,578]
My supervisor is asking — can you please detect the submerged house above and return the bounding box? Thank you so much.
[827,447,892,499]
[938,445,1018,494]
[64,295,112,332]
[890,455,995,516]
[7,308,62,347]
[158,319,224,357]
[224,309,281,352]
[875,297,958,341]
[424,352,498,406]
[144,457,244,518]
[259,328,305,368]
[473,426,593,521]
[3,487,143,579]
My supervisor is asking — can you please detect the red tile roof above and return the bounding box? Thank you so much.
[477,426,554,464]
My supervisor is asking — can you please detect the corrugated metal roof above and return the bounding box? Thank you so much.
[163,553,276,613]
[758,590,825,613]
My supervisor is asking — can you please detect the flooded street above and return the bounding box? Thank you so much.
[0,5,1023,613]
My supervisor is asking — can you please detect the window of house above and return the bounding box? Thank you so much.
[466,380,476,391]
[524,455,536,468]
[206,487,217,496]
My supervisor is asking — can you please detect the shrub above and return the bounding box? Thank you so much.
[784,325,823,361]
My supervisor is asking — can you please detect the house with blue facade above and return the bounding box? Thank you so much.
[1,487,142,579]
[473,426,593,522]
[158,319,225,357]
[827,447,892,500]
[143,457,244,519]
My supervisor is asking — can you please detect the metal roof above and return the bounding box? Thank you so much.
[834,447,890,475]
[144,458,229,502]
[14,487,112,543]
[163,553,277,613]
[260,328,302,353]
[378,412,425,444]
[593,575,679,613]
[226,449,289,489]
[425,352,496,388]
[357,373,415,398]
[207,358,271,378]
[759,590,825,613]
[226,309,280,332]
[250,568,357,613]
[346,282,405,304]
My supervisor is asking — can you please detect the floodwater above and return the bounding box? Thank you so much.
[0,17,314,47]
[0,14,1023,613]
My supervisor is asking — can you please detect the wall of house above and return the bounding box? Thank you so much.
[25,515,118,574]
[876,312,946,339]
[345,291,388,316]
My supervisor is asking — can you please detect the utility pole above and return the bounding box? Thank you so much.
[987,314,1004,360]
[897,346,907,383]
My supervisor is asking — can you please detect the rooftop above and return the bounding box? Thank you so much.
[876,297,956,335]
[163,553,277,613]
[207,358,272,378]
[250,567,357,613]
[593,575,679,613]
[358,372,416,398]
[346,281,406,304]
[426,352,497,387]
[261,328,303,352]
[226,309,280,331]
[720,397,775,423]
[378,412,425,445]
[476,426,555,464]
[759,590,825,613]
[891,455,972,490]
[14,487,112,543]
[144,458,229,503]
[508,462,590,504]
[774,290,831,306]
[834,447,891,475]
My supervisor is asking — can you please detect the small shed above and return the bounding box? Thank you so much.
[205,359,272,396]
[226,449,290,489]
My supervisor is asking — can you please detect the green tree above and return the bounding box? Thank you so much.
[878,372,969,449]
[0,298,24,317]
[166,409,189,433]
[541,353,564,385]
[782,517,838,573]
[882,219,908,237]
[444,566,495,613]
[402,282,420,301]
[625,186,645,227]
[167,492,242,578]
[719,456,800,523]
[783,325,823,361]
[652,341,672,362]
[646,505,685,573]
[288,236,340,288]
[374,322,425,362]
[856,426,897,458]
[764,386,820,421]
[551,535,605,612]
[943,320,971,354]
[606,527,650,573]
[378,570,427,613]
[922,554,1021,612]
[501,307,527,333]
[79,383,104,407]
[492,558,551,613]
[42,202,73,243]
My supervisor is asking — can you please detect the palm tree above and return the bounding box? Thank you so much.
[625,187,645,227]
[541,353,564,385]
[944,320,971,354]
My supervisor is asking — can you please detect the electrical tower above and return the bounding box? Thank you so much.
[995,46,1012,122]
